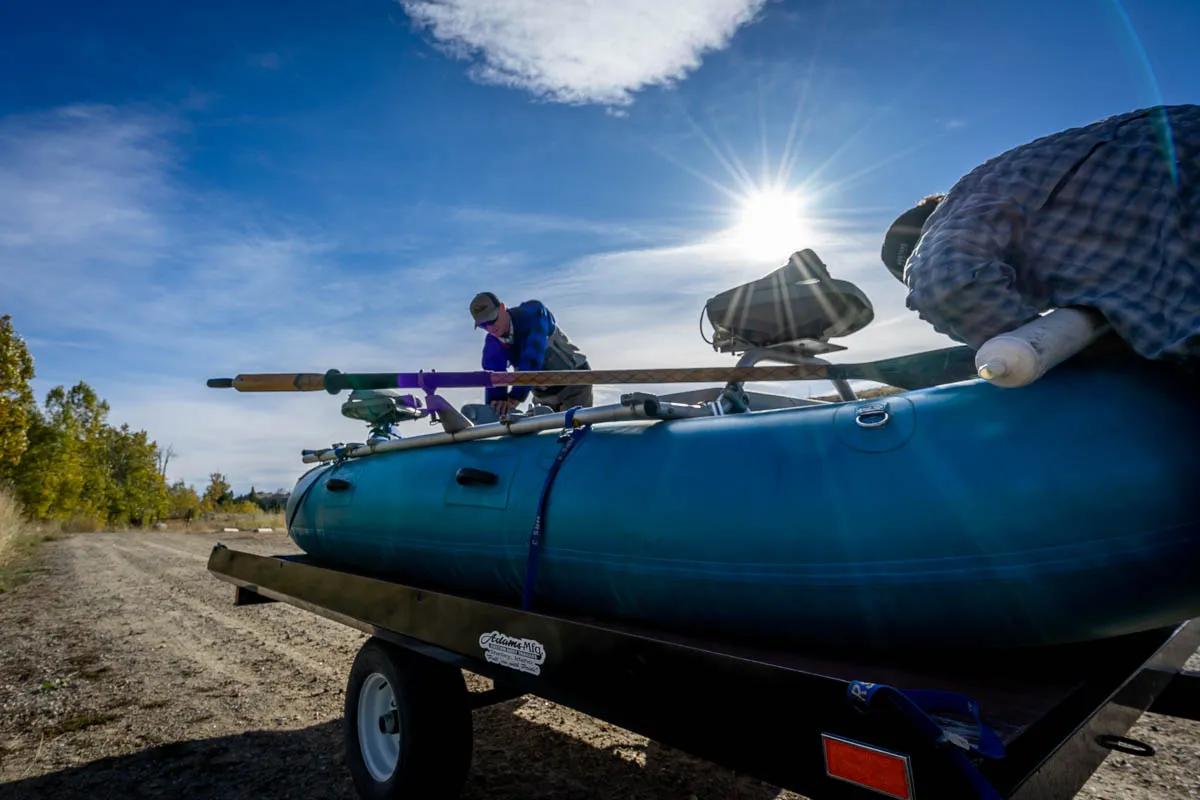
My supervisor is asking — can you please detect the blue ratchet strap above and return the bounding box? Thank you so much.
[521,406,590,610]
[848,681,1005,800]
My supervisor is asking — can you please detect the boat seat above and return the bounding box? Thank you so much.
[704,249,874,352]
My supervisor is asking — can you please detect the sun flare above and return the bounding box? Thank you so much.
[732,187,810,261]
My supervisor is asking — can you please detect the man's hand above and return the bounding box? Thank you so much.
[490,398,520,418]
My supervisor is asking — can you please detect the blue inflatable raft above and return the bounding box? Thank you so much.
[286,358,1200,648]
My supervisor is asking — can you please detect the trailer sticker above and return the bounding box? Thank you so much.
[479,631,547,675]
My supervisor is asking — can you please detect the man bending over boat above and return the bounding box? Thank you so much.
[882,104,1199,361]
[469,292,593,417]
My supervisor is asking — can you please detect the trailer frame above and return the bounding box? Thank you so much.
[208,544,1199,800]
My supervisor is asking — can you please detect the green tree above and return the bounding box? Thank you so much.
[201,472,234,512]
[99,424,168,525]
[166,480,201,520]
[54,382,111,519]
[26,383,111,521]
[16,381,169,527]
[44,383,110,435]
[17,418,86,522]
[0,315,35,481]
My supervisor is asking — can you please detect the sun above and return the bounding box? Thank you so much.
[731,187,811,260]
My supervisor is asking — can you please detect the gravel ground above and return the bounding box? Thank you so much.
[0,531,1196,799]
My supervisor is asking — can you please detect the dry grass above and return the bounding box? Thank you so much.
[0,488,53,593]
[0,488,31,568]
[60,515,105,534]
[184,510,287,533]
[0,489,286,591]
[813,385,904,402]
[0,488,20,562]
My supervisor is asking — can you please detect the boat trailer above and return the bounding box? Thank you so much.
[208,545,1200,799]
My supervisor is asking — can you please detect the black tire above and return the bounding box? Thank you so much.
[343,638,472,799]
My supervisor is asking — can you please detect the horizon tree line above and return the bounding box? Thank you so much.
[0,315,283,527]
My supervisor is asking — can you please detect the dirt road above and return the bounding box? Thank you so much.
[0,531,1196,799]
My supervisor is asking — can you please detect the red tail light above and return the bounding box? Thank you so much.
[822,734,914,799]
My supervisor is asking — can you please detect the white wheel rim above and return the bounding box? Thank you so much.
[358,672,400,782]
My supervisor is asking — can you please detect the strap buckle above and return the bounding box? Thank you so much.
[558,406,586,442]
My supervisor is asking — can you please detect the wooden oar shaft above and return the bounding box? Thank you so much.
[212,365,831,393]
[205,346,975,394]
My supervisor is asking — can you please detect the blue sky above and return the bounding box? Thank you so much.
[2,0,1197,491]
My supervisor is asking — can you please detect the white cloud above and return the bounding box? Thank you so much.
[0,108,371,490]
[398,0,767,106]
[0,105,173,255]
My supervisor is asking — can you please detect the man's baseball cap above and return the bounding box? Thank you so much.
[470,291,502,327]
[881,194,944,283]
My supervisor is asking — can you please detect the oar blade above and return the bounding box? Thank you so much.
[841,346,977,389]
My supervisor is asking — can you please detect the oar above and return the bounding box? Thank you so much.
[206,346,975,394]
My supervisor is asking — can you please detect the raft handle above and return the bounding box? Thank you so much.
[855,403,891,429]
[456,467,498,487]
[326,478,353,492]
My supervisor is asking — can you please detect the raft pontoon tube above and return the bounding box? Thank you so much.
[287,357,1200,648]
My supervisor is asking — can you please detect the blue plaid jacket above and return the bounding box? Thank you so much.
[482,300,556,403]
[904,105,1199,360]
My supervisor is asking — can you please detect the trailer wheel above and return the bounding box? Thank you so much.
[344,638,472,799]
